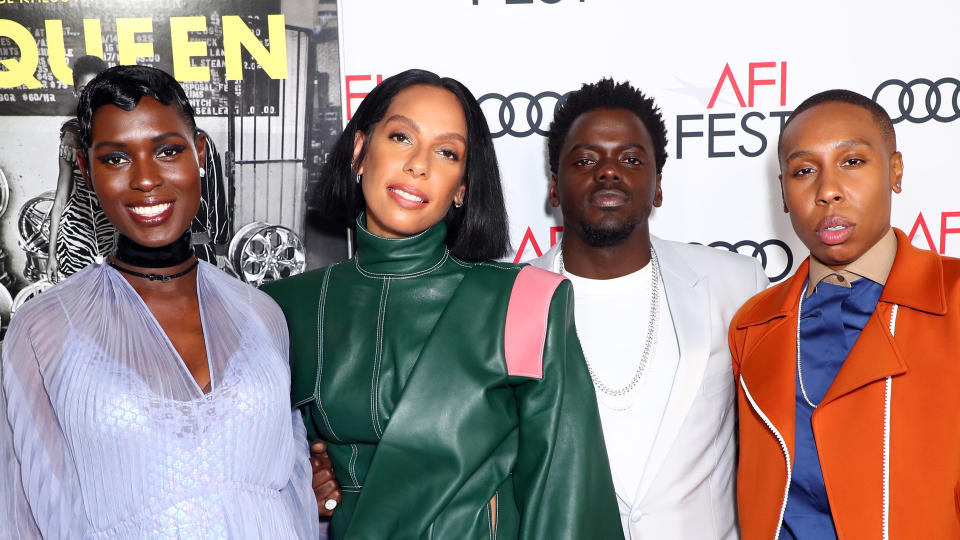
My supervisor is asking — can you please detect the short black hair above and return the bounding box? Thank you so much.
[547,78,668,174]
[71,55,107,85]
[778,89,897,157]
[77,65,197,151]
[311,68,509,262]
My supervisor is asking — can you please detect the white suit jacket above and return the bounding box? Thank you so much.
[530,235,767,539]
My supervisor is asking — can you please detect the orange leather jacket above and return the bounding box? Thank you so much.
[730,228,960,539]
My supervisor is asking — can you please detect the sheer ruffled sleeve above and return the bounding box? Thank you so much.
[281,410,321,539]
[1,311,88,539]
[252,286,320,539]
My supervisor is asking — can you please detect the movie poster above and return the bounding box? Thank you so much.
[0,0,344,330]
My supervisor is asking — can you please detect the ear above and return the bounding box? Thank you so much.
[75,149,94,191]
[352,131,366,175]
[452,184,466,206]
[779,174,789,213]
[548,172,560,208]
[195,131,208,172]
[890,151,904,194]
[652,173,663,207]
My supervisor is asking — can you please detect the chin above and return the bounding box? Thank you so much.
[815,246,858,267]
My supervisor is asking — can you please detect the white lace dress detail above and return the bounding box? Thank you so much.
[0,261,318,539]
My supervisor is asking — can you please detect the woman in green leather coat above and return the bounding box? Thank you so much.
[262,69,623,540]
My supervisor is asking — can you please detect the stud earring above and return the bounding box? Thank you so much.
[199,168,206,178]
[454,201,463,208]
[356,173,362,184]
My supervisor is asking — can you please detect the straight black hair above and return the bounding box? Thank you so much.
[311,68,509,262]
[77,65,197,152]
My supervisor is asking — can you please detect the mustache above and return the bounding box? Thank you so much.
[588,187,630,200]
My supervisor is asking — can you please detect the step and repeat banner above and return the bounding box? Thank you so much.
[0,0,343,328]
[0,0,957,328]
[337,0,960,283]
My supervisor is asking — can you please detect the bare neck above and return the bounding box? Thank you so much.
[560,224,652,280]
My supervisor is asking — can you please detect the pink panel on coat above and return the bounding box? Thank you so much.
[504,266,565,379]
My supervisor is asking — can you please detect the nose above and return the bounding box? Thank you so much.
[596,157,620,183]
[129,157,163,192]
[815,169,843,205]
[404,147,429,178]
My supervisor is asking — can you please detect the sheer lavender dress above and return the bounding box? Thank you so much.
[0,261,319,539]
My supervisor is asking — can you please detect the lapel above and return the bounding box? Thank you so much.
[529,242,562,272]
[820,228,944,406]
[735,259,808,462]
[634,236,712,501]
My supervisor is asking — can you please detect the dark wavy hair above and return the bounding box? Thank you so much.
[311,68,509,262]
[547,78,669,175]
[77,65,197,152]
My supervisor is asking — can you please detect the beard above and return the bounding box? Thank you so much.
[580,218,638,247]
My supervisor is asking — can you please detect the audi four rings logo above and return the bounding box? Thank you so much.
[701,239,794,283]
[872,77,960,124]
[477,91,569,138]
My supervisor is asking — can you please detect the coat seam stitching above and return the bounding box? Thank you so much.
[314,263,342,441]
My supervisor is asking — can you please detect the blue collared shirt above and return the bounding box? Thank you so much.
[781,278,884,539]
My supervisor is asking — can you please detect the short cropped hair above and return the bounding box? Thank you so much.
[77,65,197,151]
[72,55,107,86]
[547,78,668,174]
[311,68,509,262]
[778,89,897,155]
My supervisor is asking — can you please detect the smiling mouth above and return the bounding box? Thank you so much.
[128,202,172,218]
[388,187,427,204]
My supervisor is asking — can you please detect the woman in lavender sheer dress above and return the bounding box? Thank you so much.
[0,66,318,539]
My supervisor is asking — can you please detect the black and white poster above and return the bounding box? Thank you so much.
[0,0,345,330]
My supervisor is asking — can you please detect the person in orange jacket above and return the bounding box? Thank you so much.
[730,88,960,539]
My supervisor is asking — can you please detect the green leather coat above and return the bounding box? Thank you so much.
[262,219,623,540]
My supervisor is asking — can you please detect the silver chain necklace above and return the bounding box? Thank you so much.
[796,282,819,408]
[558,245,661,397]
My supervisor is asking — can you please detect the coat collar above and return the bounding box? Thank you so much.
[736,228,945,329]
[880,228,946,315]
[354,214,449,277]
[735,228,941,450]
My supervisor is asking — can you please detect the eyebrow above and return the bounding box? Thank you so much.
[568,142,649,153]
[90,132,189,152]
[383,114,467,145]
[784,139,874,162]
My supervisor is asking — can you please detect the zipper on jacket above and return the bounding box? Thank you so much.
[882,304,898,540]
[739,375,791,540]
[741,303,899,540]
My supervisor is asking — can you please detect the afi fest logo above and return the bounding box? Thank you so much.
[907,210,960,255]
[676,61,791,159]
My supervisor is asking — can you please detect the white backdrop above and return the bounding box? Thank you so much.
[336,0,960,282]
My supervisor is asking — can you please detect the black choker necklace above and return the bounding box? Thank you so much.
[109,259,199,282]
[114,229,194,268]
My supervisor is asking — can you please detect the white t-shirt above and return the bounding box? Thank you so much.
[563,261,680,530]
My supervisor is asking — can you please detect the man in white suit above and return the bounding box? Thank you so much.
[531,79,767,539]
